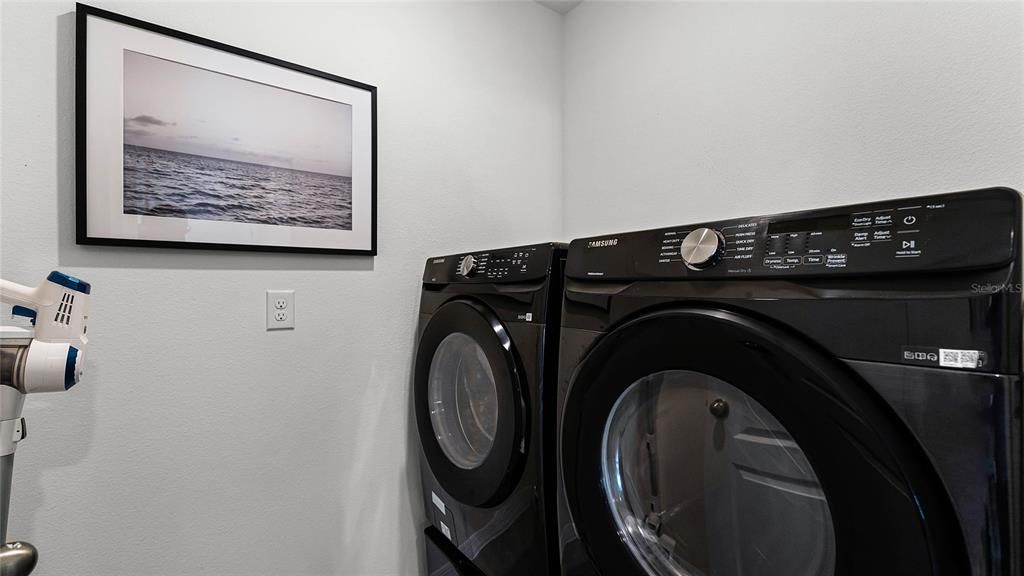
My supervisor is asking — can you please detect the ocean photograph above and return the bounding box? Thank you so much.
[123,145,353,229]
[122,50,354,230]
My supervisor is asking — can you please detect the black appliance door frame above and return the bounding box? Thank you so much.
[416,299,528,508]
[561,307,969,576]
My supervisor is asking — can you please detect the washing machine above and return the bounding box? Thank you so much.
[556,188,1021,576]
[415,243,566,576]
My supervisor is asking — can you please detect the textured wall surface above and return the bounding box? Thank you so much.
[0,2,562,574]
[563,2,1024,238]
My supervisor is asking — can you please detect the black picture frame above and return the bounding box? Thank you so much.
[76,3,378,256]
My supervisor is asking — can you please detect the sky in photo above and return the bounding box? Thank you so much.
[123,50,353,177]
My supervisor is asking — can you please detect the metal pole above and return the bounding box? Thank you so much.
[0,453,37,576]
[1,338,29,547]
[1,453,12,545]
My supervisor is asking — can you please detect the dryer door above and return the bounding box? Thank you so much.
[561,307,969,576]
[416,300,527,508]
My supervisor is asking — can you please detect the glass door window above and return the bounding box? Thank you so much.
[602,370,836,576]
[428,332,499,470]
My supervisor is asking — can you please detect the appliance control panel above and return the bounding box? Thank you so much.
[566,188,1019,280]
[424,243,562,284]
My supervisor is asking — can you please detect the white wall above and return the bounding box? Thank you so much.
[0,2,562,575]
[563,2,1024,238]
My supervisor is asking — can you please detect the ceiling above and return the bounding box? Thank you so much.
[536,0,584,15]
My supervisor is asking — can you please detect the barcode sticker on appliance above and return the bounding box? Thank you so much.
[440,521,451,540]
[431,491,446,515]
[939,349,981,369]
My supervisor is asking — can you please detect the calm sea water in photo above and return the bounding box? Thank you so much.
[123,144,353,230]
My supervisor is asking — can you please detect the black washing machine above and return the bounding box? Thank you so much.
[556,188,1021,576]
[416,243,566,576]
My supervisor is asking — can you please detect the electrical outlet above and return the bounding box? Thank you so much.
[266,290,295,330]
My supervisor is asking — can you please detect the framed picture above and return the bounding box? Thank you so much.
[76,3,377,255]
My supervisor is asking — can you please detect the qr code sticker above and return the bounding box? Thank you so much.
[939,349,980,369]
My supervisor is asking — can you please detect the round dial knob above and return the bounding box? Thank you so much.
[680,227,726,270]
[457,255,477,277]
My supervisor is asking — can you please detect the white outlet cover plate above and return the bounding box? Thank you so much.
[266,290,295,330]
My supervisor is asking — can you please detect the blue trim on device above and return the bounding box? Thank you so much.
[47,271,91,294]
[64,346,79,390]
[11,305,37,325]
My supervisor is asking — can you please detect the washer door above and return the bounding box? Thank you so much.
[561,308,969,576]
[416,300,527,508]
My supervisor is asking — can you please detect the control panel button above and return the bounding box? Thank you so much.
[457,255,477,277]
[763,257,783,266]
[680,228,726,270]
[803,255,824,265]
[825,254,848,267]
[783,256,802,265]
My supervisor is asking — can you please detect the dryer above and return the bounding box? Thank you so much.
[556,188,1021,576]
[416,243,566,576]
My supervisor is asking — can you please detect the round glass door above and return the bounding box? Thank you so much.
[414,299,527,507]
[602,370,836,576]
[428,332,499,470]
